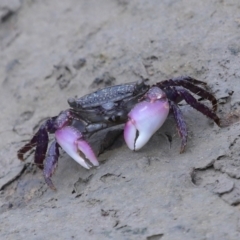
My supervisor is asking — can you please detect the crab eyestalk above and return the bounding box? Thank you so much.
[55,126,99,169]
[124,87,169,150]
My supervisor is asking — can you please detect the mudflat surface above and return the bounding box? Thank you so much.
[1,0,240,239]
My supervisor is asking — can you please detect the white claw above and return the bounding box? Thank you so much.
[124,120,137,150]
[124,88,169,150]
[55,126,99,169]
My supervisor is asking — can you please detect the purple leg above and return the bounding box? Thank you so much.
[156,76,206,89]
[172,79,217,112]
[34,126,49,169]
[170,101,187,153]
[43,141,60,190]
[17,117,57,169]
[156,76,218,112]
[17,133,38,161]
[171,76,207,86]
[178,88,220,126]
[17,111,72,169]
[17,127,48,169]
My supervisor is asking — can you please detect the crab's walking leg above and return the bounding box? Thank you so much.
[17,134,38,161]
[172,79,218,112]
[156,77,218,112]
[17,117,57,169]
[172,76,207,86]
[17,126,49,169]
[34,126,49,168]
[170,101,187,153]
[43,141,60,190]
[177,88,220,126]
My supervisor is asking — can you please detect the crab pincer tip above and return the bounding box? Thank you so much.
[124,120,137,151]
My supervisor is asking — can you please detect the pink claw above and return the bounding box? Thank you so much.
[124,87,170,150]
[55,126,99,169]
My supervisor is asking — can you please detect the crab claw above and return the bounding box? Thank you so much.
[55,126,99,169]
[124,87,170,150]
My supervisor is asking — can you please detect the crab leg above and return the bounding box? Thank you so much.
[17,117,58,168]
[170,101,188,153]
[55,126,99,169]
[177,88,220,126]
[17,133,38,161]
[43,141,60,190]
[17,126,49,169]
[172,79,218,112]
[156,76,218,111]
[124,87,170,150]
[34,126,49,168]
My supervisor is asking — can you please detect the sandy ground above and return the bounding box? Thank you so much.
[1,0,240,239]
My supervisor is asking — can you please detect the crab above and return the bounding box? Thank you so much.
[17,76,221,190]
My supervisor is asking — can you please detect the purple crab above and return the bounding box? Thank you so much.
[17,76,220,190]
